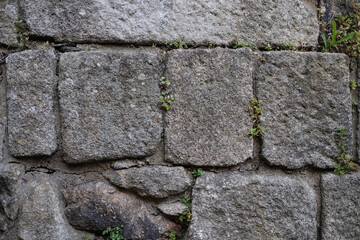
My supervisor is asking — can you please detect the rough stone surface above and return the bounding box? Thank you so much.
[165,48,254,167]
[18,173,87,240]
[256,52,351,169]
[6,50,57,157]
[104,166,193,198]
[321,173,360,239]
[0,118,4,163]
[0,0,18,47]
[63,181,179,240]
[21,0,318,47]
[111,160,145,170]
[189,172,317,240]
[59,49,163,163]
[157,201,186,217]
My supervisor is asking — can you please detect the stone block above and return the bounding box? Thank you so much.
[321,173,360,239]
[256,52,351,169]
[188,172,317,240]
[165,48,254,167]
[104,166,193,198]
[21,0,318,47]
[0,0,18,47]
[6,50,57,157]
[59,49,163,163]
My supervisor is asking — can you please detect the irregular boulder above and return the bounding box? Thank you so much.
[188,172,317,240]
[104,166,193,198]
[62,181,179,240]
[256,52,351,169]
[21,0,318,47]
[6,50,57,157]
[157,201,186,217]
[165,48,254,167]
[59,49,163,163]
[321,173,360,239]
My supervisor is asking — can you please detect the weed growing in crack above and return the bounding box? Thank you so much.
[179,195,192,223]
[232,39,258,51]
[167,39,188,49]
[159,76,174,111]
[14,19,30,49]
[191,168,204,178]
[247,98,264,138]
[334,126,357,175]
[102,226,127,240]
[350,80,357,90]
[168,231,176,240]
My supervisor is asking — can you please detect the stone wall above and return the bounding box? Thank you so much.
[1,1,360,240]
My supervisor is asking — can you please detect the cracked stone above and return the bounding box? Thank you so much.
[256,52,351,169]
[104,165,193,198]
[165,48,254,167]
[21,0,318,47]
[188,172,317,240]
[59,49,163,163]
[6,50,57,157]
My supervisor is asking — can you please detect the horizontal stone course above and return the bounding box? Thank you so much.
[189,172,317,240]
[256,51,352,169]
[59,49,163,163]
[21,0,318,47]
[6,50,57,157]
[165,48,254,167]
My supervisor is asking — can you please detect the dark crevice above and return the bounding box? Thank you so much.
[25,166,56,174]
[351,57,359,163]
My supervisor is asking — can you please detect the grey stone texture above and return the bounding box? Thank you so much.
[59,49,163,163]
[21,0,318,47]
[111,160,145,170]
[321,173,360,239]
[157,201,186,217]
[256,52,352,169]
[165,48,254,167]
[6,50,57,157]
[0,0,18,47]
[188,172,317,240]
[104,166,193,198]
[63,181,179,240]
[18,173,87,240]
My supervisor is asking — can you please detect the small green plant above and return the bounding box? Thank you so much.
[232,40,258,51]
[247,98,264,137]
[41,41,50,50]
[14,19,30,49]
[168,231,176,240]
[265,43,272,50]
[191,168,204,178]
[353,100,358,105]
[85,46,91,52]
[334,126,358,175]
[320,20,355,53]
[159,76,174,111]
[168,39,188,49]
[102,226,127,240]
[350,80,357,90]
[279,40,294,50]
[83,235,93,240]
[179,195,192,223]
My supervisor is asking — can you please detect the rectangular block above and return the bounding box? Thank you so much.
[59,49,163,163]
[6,50,57,157]
[256,52,352,169]
[189,172,317,240]
[165,48,254,167]
[0,0,18,47]
[321,173,360,239]
[21,0,318,47]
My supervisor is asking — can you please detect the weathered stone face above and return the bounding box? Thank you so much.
[157,201,186,217]
[21,0,318,47]
[62,181,179,240]
[59,49,163,163]
[6,50,57,157]
[104,165,193,198]
[321,173,360,239]
[0,0,18,47]
[188,172,317,240]
[18,173,87,240]
[256,52,351,169]
[165,48,254,167]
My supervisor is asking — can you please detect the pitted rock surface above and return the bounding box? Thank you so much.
[62,181,179,240]
[256,51,351,169]
[59,49,163,163]
[165,48,254,167]
[21,0,318,47]
[321,173,360,239]
[188,172,317,240]
[0,0,18,47]
[104,165,193,198]
[6,50,57,157]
